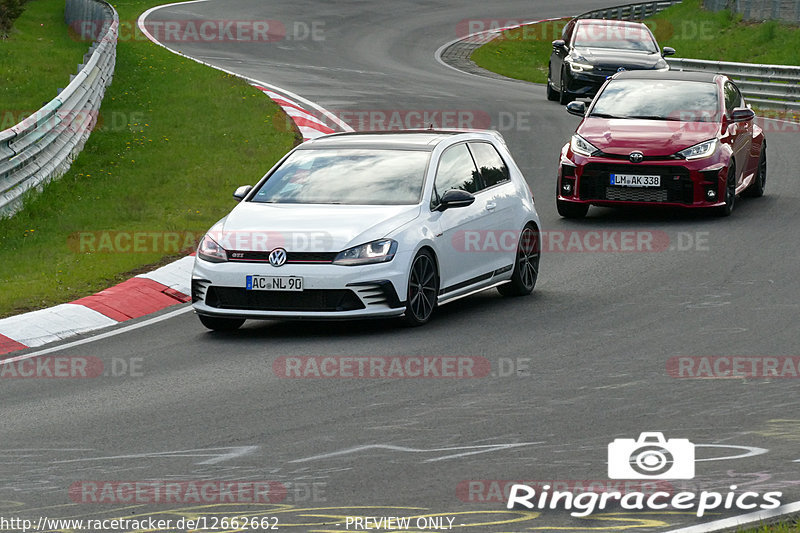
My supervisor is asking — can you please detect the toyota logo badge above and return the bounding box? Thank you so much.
[629,151,644,163]
[269,248,287,267]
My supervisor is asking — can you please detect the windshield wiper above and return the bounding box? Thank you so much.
[628,115,681,121]
[589,112,627,119]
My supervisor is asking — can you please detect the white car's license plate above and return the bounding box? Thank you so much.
[610,173,661,187]
[246,275,303,291]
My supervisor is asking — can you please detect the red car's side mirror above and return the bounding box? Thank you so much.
[731,107,755,123]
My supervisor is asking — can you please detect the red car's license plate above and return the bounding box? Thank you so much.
[610,174,661,187]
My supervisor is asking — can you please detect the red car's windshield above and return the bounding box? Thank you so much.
[590,79,721,122]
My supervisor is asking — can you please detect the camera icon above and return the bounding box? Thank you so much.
[608,432,695,479]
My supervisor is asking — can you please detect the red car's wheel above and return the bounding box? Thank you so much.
[715,166,736,217]
[743,143,767,198]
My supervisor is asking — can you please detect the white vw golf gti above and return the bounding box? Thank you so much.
[192,130,541,330]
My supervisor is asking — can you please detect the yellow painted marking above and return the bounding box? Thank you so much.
[527,511,703,531]
[757,419,800,442]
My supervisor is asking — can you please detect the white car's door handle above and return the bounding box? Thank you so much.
[486,202,497,211]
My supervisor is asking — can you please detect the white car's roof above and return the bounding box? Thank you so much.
[298,130,505,151]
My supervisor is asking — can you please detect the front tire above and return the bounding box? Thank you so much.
[546,65,559,101]
[498,225,540,297]
[743,144,766,198]
[198,314,245,331]
[715,166,736,217]
[557,199,589,218]
[559,68,574,105]
[403,250,439,326]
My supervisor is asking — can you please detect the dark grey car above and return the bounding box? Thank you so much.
[547,18,675,104]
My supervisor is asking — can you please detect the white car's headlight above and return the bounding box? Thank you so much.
[198,233,228,263]
[568,60,594,73]
[676,139,717,160]
[333,239,397,266]
[570,134,601,157]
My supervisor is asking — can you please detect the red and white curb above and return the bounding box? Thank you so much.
[0,256,194,355]
[255,86,336,140]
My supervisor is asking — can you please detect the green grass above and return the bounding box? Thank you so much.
[740,519,800,532]
[0,0,299,317]
[0,0,90,120]
[470,0,800,85]
[470,18,571,84]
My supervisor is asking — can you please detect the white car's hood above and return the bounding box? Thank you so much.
[209,202,421,252]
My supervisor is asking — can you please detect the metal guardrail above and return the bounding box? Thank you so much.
[576,0,683,20]
[574,0,800,113]
[704,0,800,24]
[666,58,800,111]
[0,0,118,218]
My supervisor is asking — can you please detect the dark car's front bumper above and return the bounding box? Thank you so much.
[564,70,612,98]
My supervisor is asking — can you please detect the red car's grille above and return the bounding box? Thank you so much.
[578,163,693,204]
[605,188,669,202]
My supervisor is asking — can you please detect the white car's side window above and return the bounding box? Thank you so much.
[468,142,510,188]
[432,144,481,206]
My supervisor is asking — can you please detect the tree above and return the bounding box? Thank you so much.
[0,0,27,39]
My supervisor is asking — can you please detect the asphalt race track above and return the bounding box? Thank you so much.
[3,1,800,531]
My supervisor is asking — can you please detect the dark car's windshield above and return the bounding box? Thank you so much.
[250,148,430,205]
[590,79,721,122]
[573,23,658,53]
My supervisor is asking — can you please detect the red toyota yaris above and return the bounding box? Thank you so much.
[556,70,766,218]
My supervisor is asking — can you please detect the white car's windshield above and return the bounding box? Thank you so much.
[590,79,720,121]
[250,148,430,205]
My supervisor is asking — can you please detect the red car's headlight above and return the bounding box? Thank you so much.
[676,139,718,160]
[571,134,601,157]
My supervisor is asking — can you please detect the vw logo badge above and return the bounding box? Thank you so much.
[269,248,287,267]
[629,151,644,163]
[617,67,626,73]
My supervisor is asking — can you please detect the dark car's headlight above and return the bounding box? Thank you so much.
[198,233,228,263]
[570,134,601,157]
[676,139,718,160]
[333,239,397,266]
[568,59,594,73]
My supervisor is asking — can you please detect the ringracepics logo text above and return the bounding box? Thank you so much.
[506,433,782,517]
[507,483,782,517]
